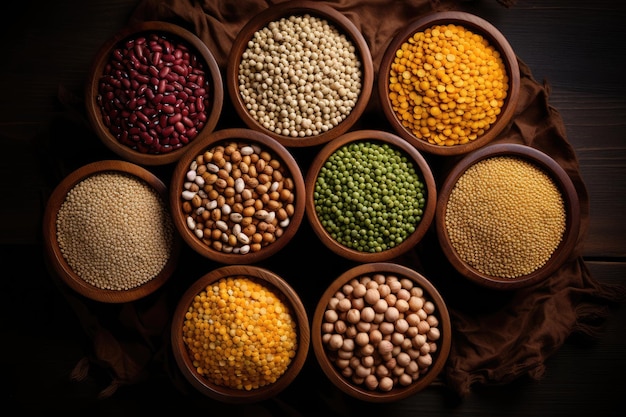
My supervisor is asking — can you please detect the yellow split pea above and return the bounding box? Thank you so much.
[182,276,298,390]
[388,24,509,146]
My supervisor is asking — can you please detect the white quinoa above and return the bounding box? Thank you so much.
[56,172,175,290]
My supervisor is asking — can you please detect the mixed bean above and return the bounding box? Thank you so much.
[97,31,212,154]
[314,141,426,252]
[179,141,297,254]
[320,273,441,392]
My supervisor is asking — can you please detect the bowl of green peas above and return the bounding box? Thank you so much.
[305,129,437,262]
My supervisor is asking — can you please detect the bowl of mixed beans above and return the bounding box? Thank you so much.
[170,128,306,264]
[86,21,223,166]
[378,11,520,156]
[305,129,437,263]
[171,264,310,403]
[436,143,581,289]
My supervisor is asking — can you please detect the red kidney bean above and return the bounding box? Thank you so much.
[96,31,212,155]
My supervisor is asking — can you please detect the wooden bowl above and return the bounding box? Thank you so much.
[435,143,581,290]
[378,11,520,156]
[305,130,436,262]
[171,264,310,403]
[170,128,306,264]
[42,160,181,303]
[226,0,374,148]
[312,262,451,402]
[85,21,223,166]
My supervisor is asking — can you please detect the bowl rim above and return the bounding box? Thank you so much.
[42,160,181,303]
[435,142,581,289]
[304,129,437,262]
[85,20,224,166]
[170,127,306,264]
[225,0,374,148]
[311,262,451,402]
[377,10,521,156]
[170,264,310,403]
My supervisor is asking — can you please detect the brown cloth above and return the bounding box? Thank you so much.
[50,0,626,403]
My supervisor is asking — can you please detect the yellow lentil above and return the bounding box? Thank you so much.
[388,24,509,146]
[444,156,566,278]
[182,276,298,390]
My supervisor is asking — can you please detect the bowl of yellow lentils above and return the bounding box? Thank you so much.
[435,143,581,289]
[378,11,520,156]
[171,264,310,403]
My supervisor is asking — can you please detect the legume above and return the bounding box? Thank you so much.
[321,273,441,392]
[388,24,509,146]
[445,156,566,278]
[238,14,362,137]
[183,275,298,390]
[313,141,426,252]
[97,31,212,154]
[56,172,175,290]
[180,141,297,254]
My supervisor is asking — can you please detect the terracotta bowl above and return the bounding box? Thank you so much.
[171,264,310,403]
[378,11,520,156]
[42,160,181,303]
[85,21,223,166]
[170,128,306,264]
[226,0,374,148]
[436,143,581,290]
[305,129,436,263]
[312,262,451,402]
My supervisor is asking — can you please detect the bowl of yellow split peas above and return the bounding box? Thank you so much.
[378,11,520,156]
[171,265,310,403]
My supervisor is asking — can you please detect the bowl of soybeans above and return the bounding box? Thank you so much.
[305,129,437,263]
[436,143,581,289]
[42,160,181,303]
[378,11,520,156]
[170,128,306,264]
[312,262,451,402]
[171,264,310,403]
[226,0,374,148]
[86,21,223,166]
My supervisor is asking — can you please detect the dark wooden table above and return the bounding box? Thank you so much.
[2,0,624,415]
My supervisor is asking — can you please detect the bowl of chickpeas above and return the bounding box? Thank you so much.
[436,143,581,289]
[170,128,306,264]
[378,11,520,156]
[171,264,310,403]
[42,160,181,303]
[86,21,223,166]
[312,262,451,402]
[226,0,374,148]
[305,129,437,263]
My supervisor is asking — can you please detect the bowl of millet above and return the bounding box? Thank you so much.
[226,0,374,148]
[436,143,581,290]
[170,128,306,264]
[378,11,520,156]
[312,262,451,402]
[86,21,223,166]
[305,129,437,263]
[171,264,310,403]
[42,160,181,303]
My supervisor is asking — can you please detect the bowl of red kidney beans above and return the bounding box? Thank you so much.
[85,21,223,166]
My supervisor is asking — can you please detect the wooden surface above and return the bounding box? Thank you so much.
[1,0,625,415]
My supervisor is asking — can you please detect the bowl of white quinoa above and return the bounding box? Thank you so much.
[43,160,180,302]
[226,0,373,147]
[435,143,581,289]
